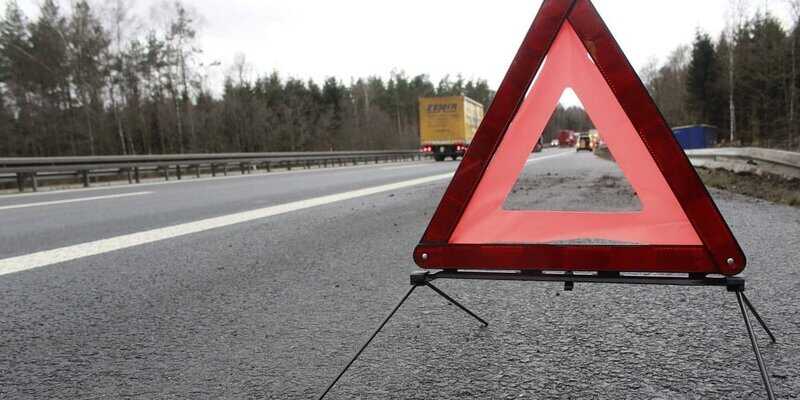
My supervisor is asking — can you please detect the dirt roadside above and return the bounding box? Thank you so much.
[697,167,800,207]
[593,144,800,208]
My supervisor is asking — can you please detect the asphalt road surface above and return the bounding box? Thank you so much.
[1,148,798,399]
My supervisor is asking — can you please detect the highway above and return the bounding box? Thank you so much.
[1,148,798,399]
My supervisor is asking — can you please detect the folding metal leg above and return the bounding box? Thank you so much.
[318,285,418,400]
[741,292,777,343]
[735,291,776,400]
[426,282,488,326]
[318,276,487,400]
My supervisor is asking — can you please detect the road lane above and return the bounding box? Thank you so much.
[0,159,436,202]
[1,148,797,399]
[0,173,455,276]
[0,149,572,259]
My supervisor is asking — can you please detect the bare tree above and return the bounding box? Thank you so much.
[726,0,750,143]
[103,0,137,154]
[228,52,252,86]
[787,0,800,148]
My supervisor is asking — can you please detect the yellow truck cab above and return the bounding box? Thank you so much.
[419,96,484,161]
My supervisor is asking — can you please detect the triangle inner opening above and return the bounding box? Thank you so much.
[502,90,642,212]
[448,22,701,247]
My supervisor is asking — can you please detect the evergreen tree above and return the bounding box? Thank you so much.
[687,31,722,125]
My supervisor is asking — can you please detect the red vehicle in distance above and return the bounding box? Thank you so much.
[557,130,576,147]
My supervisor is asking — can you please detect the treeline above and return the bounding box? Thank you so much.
[6,1,795,157]
[543,105,594,141]
[643,8,800,150]
[0,0,494,157]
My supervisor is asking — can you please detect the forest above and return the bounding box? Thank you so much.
[644,3,800,150]
[0,0,494,157]
[0,1,798,157]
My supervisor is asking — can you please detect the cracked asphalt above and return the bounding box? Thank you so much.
[1,149,798,399]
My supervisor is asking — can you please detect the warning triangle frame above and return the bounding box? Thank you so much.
[413,0,746,276]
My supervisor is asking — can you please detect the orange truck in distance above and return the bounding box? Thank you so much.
[419,96,484,161]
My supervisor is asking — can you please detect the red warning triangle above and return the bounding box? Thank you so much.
[414,0,745,276]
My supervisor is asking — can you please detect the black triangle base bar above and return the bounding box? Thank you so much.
[318,271,778,400]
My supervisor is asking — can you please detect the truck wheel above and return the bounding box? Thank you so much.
[451,155,458,161]
[434,155,445,162]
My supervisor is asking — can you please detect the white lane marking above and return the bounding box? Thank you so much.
[381,150,569,171]
[0,150,572,276]
[525,151,572,165]
[0,191,152,211]
[380,164,432,171]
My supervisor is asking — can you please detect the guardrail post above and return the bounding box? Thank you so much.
[194,164,200,178]
[81,170,90,187]
[163,166,170,181]
[16,173,24,192]
[176,165,182,180]
[134,167,140,183]
[30,172,38,192]
[211,164,216,177]
[125,168,132,184]
[239,163,246,175]
[265,162,271,172]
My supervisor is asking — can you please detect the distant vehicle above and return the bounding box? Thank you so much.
[533,137,544,152]
[419,96,484,161]
[588,129,601,150]
[576,134,593,152]
[557,130,576,147]
[672,124,718,150]
[550,139,559,147]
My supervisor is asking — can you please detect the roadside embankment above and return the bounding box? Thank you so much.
[593,145,800,207]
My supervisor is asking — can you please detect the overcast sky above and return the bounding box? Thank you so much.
[12,0,797,99]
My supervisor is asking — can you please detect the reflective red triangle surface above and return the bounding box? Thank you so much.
[414,0,746,275]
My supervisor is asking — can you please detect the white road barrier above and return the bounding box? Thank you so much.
[686,147,800,179]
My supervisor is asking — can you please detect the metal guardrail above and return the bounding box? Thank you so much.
[685,147,800,180]
[0,150,425,192]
